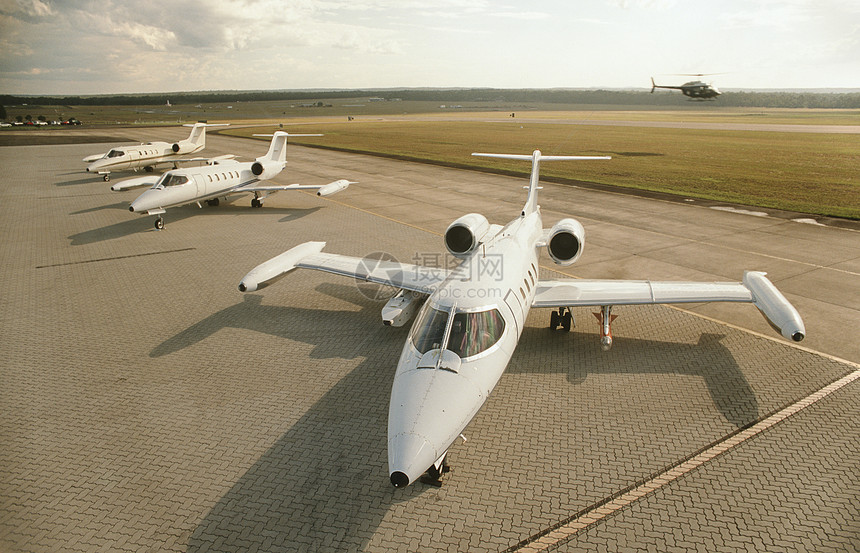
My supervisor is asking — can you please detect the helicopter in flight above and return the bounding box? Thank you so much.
[651,74,721,99]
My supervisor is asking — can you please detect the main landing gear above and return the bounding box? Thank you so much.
[206,198,220,207]
[593,305,617,351]
[550,307,574,332]
[251,198,263,208]
[103,174,110,182]
[154,217,164,230]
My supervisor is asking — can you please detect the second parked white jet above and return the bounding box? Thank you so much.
[120,131,352,229]
[237,150,805,489]
[84,123,227,181]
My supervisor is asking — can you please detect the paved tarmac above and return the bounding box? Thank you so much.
[1,127,857,552]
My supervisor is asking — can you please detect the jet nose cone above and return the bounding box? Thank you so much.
[390,471,410,488]
[388,432,438,487]
[128,205,135,212]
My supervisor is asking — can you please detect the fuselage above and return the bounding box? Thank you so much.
[86,141,203,174]
[388,209,543,486]
[128,160,261,213]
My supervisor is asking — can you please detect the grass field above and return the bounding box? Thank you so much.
[4,97,857,218]
[5,98,860,126]
[224,118,860,219]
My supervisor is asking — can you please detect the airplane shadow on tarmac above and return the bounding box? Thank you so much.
[509,325,758,429]
[159,285,759,552]
[69,202,130,215]
[67,205,321,245]
[154,284,423,552]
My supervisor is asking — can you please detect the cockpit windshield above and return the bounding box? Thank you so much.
[410,304,506,359]
[155,173,189,188]
[107,150,125,158]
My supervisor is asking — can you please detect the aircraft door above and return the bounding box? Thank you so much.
[127,150,140,168]
[192,174,205,197]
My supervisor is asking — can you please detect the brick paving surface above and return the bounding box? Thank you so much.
[1,130,857,552]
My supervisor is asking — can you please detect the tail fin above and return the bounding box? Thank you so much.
[651,77,656,93]
[472,150,610,216]
[188,123,206,146]
[182,122,229,147]
[252,132,323,164]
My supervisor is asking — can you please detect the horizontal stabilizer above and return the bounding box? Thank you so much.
[251,133,323,138]
[472,153,611,162]
[239,241,327,292]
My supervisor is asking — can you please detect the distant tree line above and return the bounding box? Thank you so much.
[2,88,859,109]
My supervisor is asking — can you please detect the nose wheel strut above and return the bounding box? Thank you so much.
[420,453,451,487]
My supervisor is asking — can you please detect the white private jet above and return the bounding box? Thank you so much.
[83,122,227,181]
[119,131,352,229]
[237,150,805,488]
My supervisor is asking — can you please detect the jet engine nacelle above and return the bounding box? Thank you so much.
[250,160,282,180]
[172,141,194,154]
[445,213,490,258]
[546,218,585,266]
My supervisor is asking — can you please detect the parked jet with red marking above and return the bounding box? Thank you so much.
[117,131,353,229]
[238,150,805,488]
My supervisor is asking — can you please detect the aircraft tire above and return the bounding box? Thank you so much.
[562,311,572,332]
[550,310,559,329]
[154,218,164,230]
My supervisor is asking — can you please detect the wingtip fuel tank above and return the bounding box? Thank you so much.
[743,271,805,342]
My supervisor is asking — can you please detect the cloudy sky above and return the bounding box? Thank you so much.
[1,0,858,95]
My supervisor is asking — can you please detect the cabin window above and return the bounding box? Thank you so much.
[207,175,212,182]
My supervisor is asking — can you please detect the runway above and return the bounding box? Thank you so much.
[1,128,857,552]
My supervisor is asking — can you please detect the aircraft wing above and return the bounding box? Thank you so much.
[533,272,805,341]
[236,179,353,197]
[532,279,753,307]
[239,241,449,295]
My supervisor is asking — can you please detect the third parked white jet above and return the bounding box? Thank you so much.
[118,131,352,229]
[237,150,805,489]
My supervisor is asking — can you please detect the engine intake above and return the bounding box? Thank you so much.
[250,160,281,180]
[546,218,585,266]
[445,213,490,258]
[172,141,194,154]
